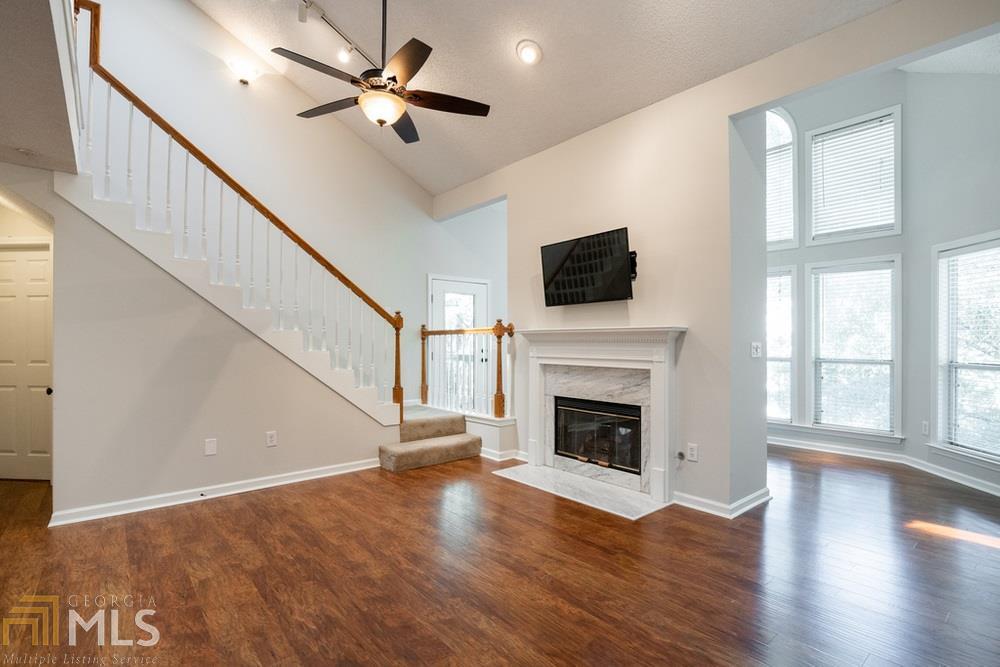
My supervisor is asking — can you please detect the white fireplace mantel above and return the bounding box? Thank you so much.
[520,326,687,505]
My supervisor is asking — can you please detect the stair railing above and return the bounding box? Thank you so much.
[73,0,404,421]
[420,320,514,418]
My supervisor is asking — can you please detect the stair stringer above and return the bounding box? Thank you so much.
[54,171,400,426]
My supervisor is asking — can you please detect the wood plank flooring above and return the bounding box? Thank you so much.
[1,446,999,665]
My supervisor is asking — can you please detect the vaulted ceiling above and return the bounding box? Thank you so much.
[191,0,900,195]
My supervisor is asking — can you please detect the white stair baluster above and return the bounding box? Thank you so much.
[248,209,255,308]
[292,248,300,331]
[332,284,341,370]
[144,118,152,230]
[277,235,284,329]
[305,259,313,349]
[126,102,134,201]
[216,180,224,283]
[85,70,94,172]
[164,141,173,235]
[383,321,389,401]
[103,83,112,196]
[234,198,241,286]
[265,223,271,309]
[200,168,208,259]
[181,152,189,258]
[347,293,354,379]
[370,310,376,390]
[320,274,328,352]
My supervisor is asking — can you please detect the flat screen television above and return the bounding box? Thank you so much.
[541,228,635,307]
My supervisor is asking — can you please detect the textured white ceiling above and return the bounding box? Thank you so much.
[191,0,900,195]
[902,32,1000,74]
[0,0,77,173]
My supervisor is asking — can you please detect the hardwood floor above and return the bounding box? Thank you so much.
[1,446,999,665]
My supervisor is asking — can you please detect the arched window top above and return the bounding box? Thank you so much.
[766,109,794,150]
[766,107,797,248]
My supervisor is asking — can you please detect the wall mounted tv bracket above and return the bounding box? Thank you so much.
[629,251,638,281]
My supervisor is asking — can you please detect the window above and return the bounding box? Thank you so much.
[766,109,796,248]
[938,240,1000,458]
[767,269,794,421]
[810,258,899,433]
[808,106,900,244]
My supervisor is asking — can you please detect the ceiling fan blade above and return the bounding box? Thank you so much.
[404,90,490,117]
[392,110,420,144]
[385,38,432,86]
[271,47,363,87]
[297,97,359,118]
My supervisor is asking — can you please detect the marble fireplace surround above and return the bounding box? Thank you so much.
[521,327,687,505]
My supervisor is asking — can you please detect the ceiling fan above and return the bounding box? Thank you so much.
[272,0,490,144]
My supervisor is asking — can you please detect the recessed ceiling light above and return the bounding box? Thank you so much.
[516,39,542,65]
[337,44,354,64]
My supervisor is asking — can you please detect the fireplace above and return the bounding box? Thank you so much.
[554,396,641,475]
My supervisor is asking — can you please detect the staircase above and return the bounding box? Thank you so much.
[63,0,402,425]
[379,407,482,472]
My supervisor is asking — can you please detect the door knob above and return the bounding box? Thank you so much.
[45,387,53,396]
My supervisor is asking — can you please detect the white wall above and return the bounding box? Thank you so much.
[0,162,394,516]
[92,0,507,399]
[767,70,1000,491]
[0,204,52,239]
[433,0,1000,506]
[437,200,509,325]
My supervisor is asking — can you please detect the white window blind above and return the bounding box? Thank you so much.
[767,272,793,421]
[766,111,794,244]
[940,243,1000,457]
[811,111,897,240]
[813,264,895,432]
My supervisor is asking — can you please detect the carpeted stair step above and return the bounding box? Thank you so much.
[379,433,482,472]
[399,413,467,442]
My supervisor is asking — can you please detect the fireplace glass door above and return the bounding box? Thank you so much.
[554,396,641,474]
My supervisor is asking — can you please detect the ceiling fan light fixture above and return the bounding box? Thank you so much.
[516,39,542,65]
[358,90,407,127]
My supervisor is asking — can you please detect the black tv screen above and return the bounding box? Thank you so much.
[541,228,633,307]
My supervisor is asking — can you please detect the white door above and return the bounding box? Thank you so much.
[0,246,53,480]
[430,278,489,330]
[429,277,490,413]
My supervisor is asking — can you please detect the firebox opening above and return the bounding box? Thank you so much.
[554,396,641,475]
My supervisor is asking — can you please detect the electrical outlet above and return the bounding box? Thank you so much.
[921,421,929,436]
[204,438,217,456]
[265,430,278,448]
[750,342,762,358]
[686,443,700,463]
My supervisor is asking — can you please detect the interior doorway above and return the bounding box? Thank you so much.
[0,239,53,480]
[428,275,490,330]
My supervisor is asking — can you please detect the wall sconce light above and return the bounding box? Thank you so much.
[227,58,261,86]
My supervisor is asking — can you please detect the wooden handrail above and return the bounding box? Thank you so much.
[74,0,404,417]
[420,320,514,418]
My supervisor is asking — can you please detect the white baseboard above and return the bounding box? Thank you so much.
[480,448,522,462]
[672,487,771,519]
[770,437,1000,498]
[48,458,379,527]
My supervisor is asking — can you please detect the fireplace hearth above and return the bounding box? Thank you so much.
[554,396,641,475]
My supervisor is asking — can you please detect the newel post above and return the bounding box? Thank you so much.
[420,325,429,405]
[393,311,404,422]
[492,320,515,418]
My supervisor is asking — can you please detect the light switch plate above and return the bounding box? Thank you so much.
[204,438,217,456]
[750,342,762,358]
[265,430,278,448]
[686,443,700,463]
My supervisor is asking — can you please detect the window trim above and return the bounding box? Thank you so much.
[767,265,798,424]
[931,230,1000,465]
[766,108,799,252]
[805,105,902,247]
[805,254,903,437]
